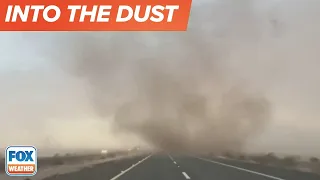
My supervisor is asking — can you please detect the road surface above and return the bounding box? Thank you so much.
[40,154,320,180]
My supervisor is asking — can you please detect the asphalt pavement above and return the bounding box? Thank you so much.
[41,153,320,180]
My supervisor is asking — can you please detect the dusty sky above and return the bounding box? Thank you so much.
[1,0,320,156]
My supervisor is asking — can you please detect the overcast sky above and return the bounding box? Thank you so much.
[1,0,320,156]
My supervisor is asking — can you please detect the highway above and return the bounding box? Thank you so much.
[42,154,320,180]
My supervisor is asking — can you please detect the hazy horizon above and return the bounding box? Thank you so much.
[1,0,320,157]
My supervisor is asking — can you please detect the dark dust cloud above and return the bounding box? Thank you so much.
[51,0,275,154]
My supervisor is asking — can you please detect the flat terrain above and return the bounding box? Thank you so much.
[32,154,320,180]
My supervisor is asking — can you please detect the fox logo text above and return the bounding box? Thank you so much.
[5,146,37,176]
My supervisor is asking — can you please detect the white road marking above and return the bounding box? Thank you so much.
[110,155,152,180]
[168,154,179,166]
[168,154,175,162]
[182,172,191,179]
[196,157,285,180]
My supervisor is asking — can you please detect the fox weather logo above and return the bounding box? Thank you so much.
[5,146,37,176]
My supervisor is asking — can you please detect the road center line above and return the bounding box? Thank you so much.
[110,155,152,180]
[196,157,285,180]
[168,154,175,162]
[182,172,191,179]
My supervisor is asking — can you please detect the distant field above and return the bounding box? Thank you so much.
[0,150,130,174]
[213,152,320,175]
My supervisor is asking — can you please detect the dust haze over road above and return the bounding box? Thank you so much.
[1,0,320,157]
[52,1,273,154]
[54,34,271,154]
